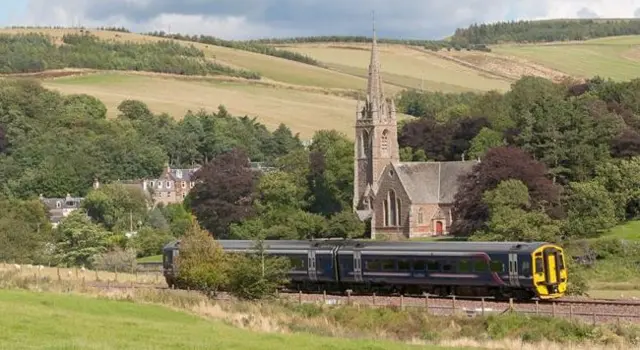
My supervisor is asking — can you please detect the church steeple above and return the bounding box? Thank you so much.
[353,15,400,212]
[366,12,384,112]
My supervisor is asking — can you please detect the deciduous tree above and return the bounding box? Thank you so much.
[190,148,257,238]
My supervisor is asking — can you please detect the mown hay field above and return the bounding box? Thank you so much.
[492,35,640,81]
[42,72,365,139]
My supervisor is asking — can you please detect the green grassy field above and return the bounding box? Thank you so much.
[602,220,640,241]
[492,36,640,81]
[137,255,162,263]
[0,289,465,350]
[6,28,640,138]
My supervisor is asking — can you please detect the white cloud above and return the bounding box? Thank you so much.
[13,0,640,40]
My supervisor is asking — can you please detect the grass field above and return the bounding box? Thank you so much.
[0,289,463,350]
[492,36,640,81]
[42,72,363,139]
[5,27,640,137]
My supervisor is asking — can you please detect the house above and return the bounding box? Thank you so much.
[39,193,84,228]
[352,27,478,239]
[142,166,201,206]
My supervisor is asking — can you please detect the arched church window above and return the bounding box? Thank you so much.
[381,129,389,155]
[384,190,397,226]
[360,130,370,158]
[417,208,424,224]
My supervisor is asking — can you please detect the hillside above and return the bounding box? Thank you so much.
[2,24,640,137]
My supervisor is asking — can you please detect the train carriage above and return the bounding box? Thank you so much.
[162,238,568,300]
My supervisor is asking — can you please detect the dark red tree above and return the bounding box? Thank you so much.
[450,146,563,236]
[611,128,640,158]
[190,148,258,238]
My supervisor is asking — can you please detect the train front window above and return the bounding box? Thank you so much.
[535,257,544,274]
[557,254,565,269]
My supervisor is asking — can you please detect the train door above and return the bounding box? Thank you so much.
[307,249,317,282]
[508,253,520,287]
[353,250,363,282]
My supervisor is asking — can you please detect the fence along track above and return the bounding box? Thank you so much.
[5,262,640,325]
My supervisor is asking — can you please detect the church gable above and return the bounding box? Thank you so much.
[372,164,411,231]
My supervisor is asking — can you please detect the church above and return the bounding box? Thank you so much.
[353,29,479,239]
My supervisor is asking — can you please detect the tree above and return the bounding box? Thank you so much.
[562,181,617,238]
[54,210,110,267]
[451,146,562,236]
[130,227,174,258]
[226,240,290,300]
[82,184,151,232]
[0,199,53,264]
[326,210,365,238]
[467,127,505,159]
[62,94,107,120]
[190,148,257,238]
[474,179,562,242]
[0,123,7,154]
[175,222,228,295]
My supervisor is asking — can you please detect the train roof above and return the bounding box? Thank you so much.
[163,239,552,253]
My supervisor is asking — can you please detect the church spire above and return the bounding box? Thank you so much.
[366,10,384,113]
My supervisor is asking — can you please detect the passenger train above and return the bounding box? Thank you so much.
[162,239,568,300]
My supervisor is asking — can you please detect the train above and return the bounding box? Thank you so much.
[162,239,568,300]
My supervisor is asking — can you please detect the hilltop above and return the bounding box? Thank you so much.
[2,18,640,137]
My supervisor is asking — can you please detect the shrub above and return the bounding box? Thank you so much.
[92,248,137,272]
[174,223,228,296]
[226,240,290,300]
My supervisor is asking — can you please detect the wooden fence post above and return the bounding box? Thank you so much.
[481,297,485,316]
[346,289,352,305]
[452,295,456,312]
[57,267,61,282]
[508,298,514,312]
[372,293,376,306]
[298,290,302,304]
[535,300,539,315]
[569,305,574,321]
[552,302,556,317]
[322,290,327,304]
[424,293,430,313]
[400,294,404,310]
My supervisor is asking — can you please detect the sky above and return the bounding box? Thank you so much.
[2,0,640,40]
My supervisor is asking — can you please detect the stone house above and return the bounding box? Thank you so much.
[353,29,478,239]
[39,193,84,228]
[142,166,200,206]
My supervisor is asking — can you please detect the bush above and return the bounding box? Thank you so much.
[92,248,137,272]
[174,223,228,296]
[226,240,290,300]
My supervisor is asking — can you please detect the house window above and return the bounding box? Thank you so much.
[181,181,186,189]
[166,181,171,188]
[417,208,424,224]
[56,201,61,208]
[190,182,195,188]
[381,129,389,155]
[149,181,154,187]
[157,181,162,189]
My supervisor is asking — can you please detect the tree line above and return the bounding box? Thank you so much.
[145,31,323,67]
[395,75,640,244]
[0,77,360,272]
[452,19,640,45]
[0,32,260,79]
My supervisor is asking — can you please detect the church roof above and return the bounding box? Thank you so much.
[392,160,479,204]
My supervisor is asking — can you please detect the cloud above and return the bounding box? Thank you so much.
[12,0,640,40]
[576,7,599,18]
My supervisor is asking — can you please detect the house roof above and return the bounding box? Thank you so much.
[40,194,84,210]
[391,160,478,204]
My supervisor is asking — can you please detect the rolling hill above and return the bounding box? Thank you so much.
[2,26,640,138]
